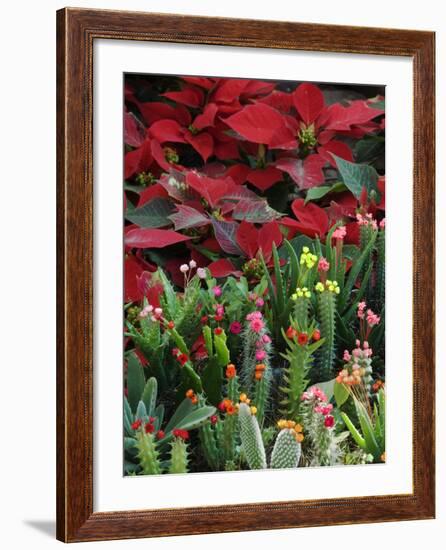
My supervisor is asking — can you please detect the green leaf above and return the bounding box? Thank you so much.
[214,333,230,367]
[355,400,381,459]
[202,356,223,407]
[175,406,217,431]
[123,397,134,435]
[341,412,366,450]
[127,353,146,412]
[164,398,195,434]
[332,155,380,200]
[304,182,346,203]
[334,382,350,407]
[135,400,147,421]
[125,197,175,228]
[141,377,158,418]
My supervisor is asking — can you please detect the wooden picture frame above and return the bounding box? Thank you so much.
[56,7,435,542]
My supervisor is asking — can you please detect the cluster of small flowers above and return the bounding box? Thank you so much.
[301,387,335,429]
[246,310,265,333]
[171,347,189,366]
[277,419,304,442]
[372,379,385,393]
[317,257,330,273]
[248,291,265,308]
[291,286,311,300]
[172,428,189,440]
[356,212,378,229]
[218,398,236,415]
[300,246,318,269]
[139,303,163,322]
[337,340,373,386]
[213,303,225,322]
[185,388,198,405]
[332,225,347,240]
[315,280,340,294]
[357,301,380,326]
[131,418,165,440]
[285,326,320,345]
[225,363,237,379]
[179,260,207,282]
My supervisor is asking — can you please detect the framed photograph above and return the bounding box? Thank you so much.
[56,7,435,542]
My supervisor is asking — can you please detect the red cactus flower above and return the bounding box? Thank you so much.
[286,326,298,339]
[210,415,218,425]
[156,430,165,440]
[324,415,335,428]
[312,329,321,341]
[297,332,309,346]
[177,353,189,366]
[172,428,190,440]
[145,422,155,434]
[131,419,142,430]
[214,327,223,336]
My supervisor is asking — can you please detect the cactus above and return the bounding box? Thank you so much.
[279,323,325,420]
[375,226,385,312]
[293,295,310,327]
[199,420,220,471]
[238,403,267,469]
[315,286,337,381]
[135,431,162,475]
[169,437,189,474]
[270,429,302,469]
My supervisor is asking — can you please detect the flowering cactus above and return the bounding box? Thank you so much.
[135,429,162,475]
[238,403,267,470]
[169,432,190,474]
[270,421,303,469]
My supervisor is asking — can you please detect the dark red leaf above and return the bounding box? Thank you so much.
[207,258,242,278]
[258,221,283,262]
[184,131,214,162]
[211,219,243,255]
[236,221,259,258]
[125,228,191,248]
[137,183,169,207]
[181,76,216,90]
[246,166,283,191]
[224,103,288,145]
[137,101,191,127]
[186,171,235,208]
[193,103,218,131]
[161,87,204,108]
[293,83,325,125]
[322,100,384,131]
[148,119,186,143]
[290,198,329,238]
[169,204,210,231]
[124,111,145,147]
[275,154,326,189]
[212,79,249,104]
[124,140,153,179]
[318,140,353,167]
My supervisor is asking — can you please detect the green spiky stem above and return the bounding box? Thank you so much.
[176,280,201,347]
[135,431,162,475]
[227,375,240,403]
[253,373,271,427]
[294,297,310,326]
[279,345,310,420]
[270,429,302,469]
[199,421,220,470]
[360,224,376,303]
[169,438,189,474]
[238,403,267,470]
[375,228,385,311]
[222,414,237,463]
[241,326,258,389]
[316,291,337,381]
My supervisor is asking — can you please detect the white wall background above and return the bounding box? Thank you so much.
[0,0,443,548]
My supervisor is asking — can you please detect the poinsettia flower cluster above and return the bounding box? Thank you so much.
[124,75,385,301]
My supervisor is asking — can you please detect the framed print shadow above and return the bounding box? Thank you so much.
[56,7,435,543]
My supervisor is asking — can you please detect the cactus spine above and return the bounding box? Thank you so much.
[270,429,302,469]
[238,403,267,469]
[199,421,220,470]
[135,431,162,475]
[169,438,189,474]
[315,290,337,381]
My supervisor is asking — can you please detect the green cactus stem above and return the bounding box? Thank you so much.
[135,431,162,475]
[238,403,267,470]
[293,296,310,326]
[253,372,271,427]
[222,414,238,464]
[270,429,302,469]
[375,227,385,311]
[169,438,189,474]
[199,421,220,471]
[315,288,337,381]
[279,344,310,419]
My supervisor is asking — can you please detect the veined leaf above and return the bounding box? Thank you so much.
[125,197,175,228]
[332,155,380,200]
[127,353,146,413]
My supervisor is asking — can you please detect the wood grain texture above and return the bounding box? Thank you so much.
[56,7,435,542]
